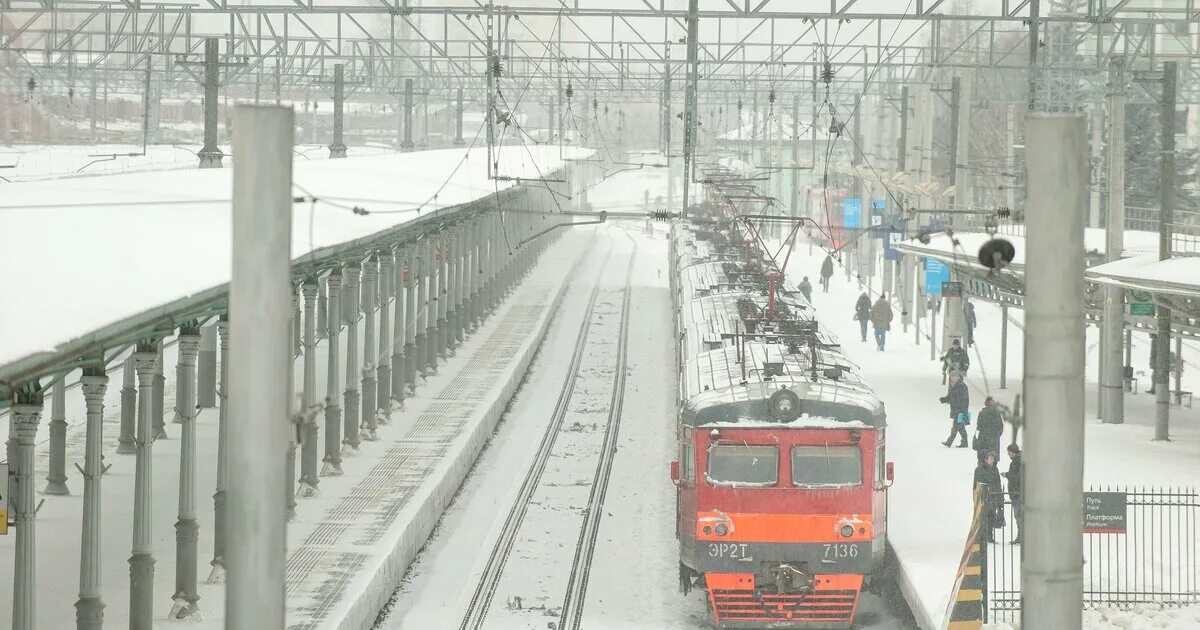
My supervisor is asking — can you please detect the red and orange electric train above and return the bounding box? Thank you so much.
[669,191,893,628]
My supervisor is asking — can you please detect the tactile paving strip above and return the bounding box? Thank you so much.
[284,284,556,627]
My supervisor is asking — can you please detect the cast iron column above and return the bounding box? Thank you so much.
[75,368,108,630]
[390,246,408,406]
[207,317,230,583]
[44,380,69,494]
[152,343,167,439]
[343,261,362,453]
[322,270,344,475]
[170,328,202,618]
[117,357,136,454]
[360,256,380,441]
[129,344,160,629]
[300,279,321,491]
[11,393,44,630]
[377,252,394,422]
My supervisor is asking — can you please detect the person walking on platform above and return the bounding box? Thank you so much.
[1002,444,1024,544]
[965,301,978,347]
[941,339,970,384]
[870,294,893,351]
[820,255,834,292]
[940,372,970,447]
[854,292,872,342]
[972,450,1004,543]
[799,276,813,302]
[973,396,1004,456]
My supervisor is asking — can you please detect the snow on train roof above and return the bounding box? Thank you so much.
[672,222,883,420]
[704,414,870,430]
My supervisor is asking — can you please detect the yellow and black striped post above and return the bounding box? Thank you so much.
[943,487,986,629]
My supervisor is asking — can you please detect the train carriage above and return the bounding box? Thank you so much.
[669,193,892,629]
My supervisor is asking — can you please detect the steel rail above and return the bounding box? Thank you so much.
[457,235,615,630]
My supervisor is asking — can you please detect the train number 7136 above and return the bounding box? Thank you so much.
[822,543,859,560]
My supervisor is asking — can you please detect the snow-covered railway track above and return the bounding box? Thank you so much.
[456,234,636,630]
[557,233,637,630]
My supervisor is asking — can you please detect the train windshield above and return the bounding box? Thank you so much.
[706,445,779,487]
[791,445,862,487]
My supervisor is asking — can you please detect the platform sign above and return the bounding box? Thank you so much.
[884,219,908,261]
[843,198,862,229]
[942,281,964,298]
[1129,291,1155,316]
[869,199,886,239]
[1083,492,1127,534]
[924,258,951,296]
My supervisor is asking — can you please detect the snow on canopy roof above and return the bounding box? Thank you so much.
[0,145,592,368]
[1087,254,1200,298]
[895,228,1160,271]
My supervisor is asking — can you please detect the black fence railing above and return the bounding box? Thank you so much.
[985,486,1199,625]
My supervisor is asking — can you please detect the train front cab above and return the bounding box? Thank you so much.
[671,425,893,629]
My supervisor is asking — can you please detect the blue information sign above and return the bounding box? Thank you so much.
[924,258,951,296]
[870,199,887,239]
[843,198,862,229]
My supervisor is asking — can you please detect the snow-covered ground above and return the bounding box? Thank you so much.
[779,238,1200,629]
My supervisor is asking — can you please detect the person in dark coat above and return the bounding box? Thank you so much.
[1002,444,1024,544]
[854,293,872,342]
[941,339,970,378]
[965,301,977,347]
[974,396,1004,457]
[940,372,970,447]
[972,450,1004,543]
[870,295,893,351]
[799,276,813,302]
[820,255,834,292]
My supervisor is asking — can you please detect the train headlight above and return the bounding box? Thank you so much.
[715,524,728,536]
[840,524,855,538]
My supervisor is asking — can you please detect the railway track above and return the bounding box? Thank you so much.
[457,234,636,630]
[557,233,637,630]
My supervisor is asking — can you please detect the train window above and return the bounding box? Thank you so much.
[706,445,779,487]
[791,446,863,488]
[681,443,695,480]
[875,445,885,482]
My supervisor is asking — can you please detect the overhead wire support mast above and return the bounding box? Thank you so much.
[680,0,700,220]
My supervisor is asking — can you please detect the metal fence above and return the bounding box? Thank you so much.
[985,486,1200,625]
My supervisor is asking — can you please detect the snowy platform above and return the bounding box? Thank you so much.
[0,228,590,629]
[1088,253,1200,297]
[0,144,590,369]
[782,240,1200,629]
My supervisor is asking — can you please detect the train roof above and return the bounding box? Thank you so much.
[672,209,885,430]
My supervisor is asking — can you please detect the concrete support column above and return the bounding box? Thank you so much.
[360,256,380,442]
[342,262,362,453]
[170,328,202,619]
[377,253,394,422]
[454,87,465,145]
[129,344,160,629]
[1101,60,1126,424]
[197,325,217,409]
[1022,112,1087,629]
[390,247,408,406]
[44,381,70,495]
[1000,303,1010,389]
[322,270,344,476]
[402,78,415,151]
[329,64,347,158]
[207,318,230,583]
[300,280,321,492]
[75,368,108,630]
[11,394,44,630]
[198,38,223,168]
[293,287,303,359]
